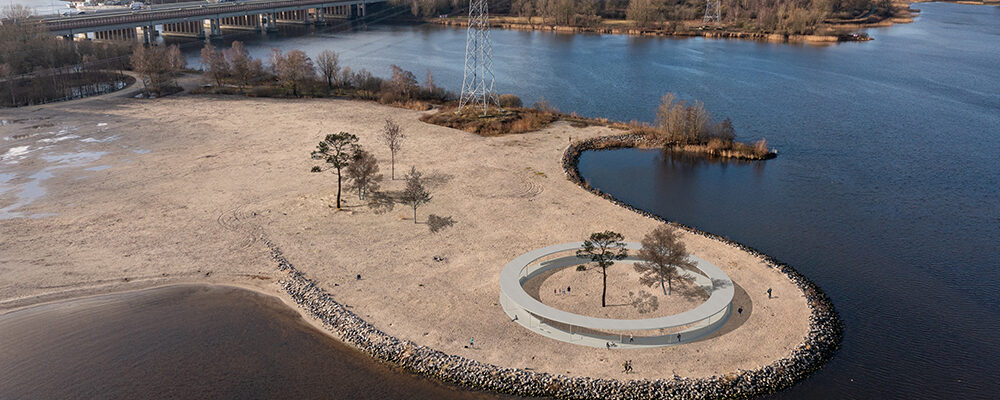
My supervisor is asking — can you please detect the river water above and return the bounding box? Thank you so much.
[0,285,501,399]
[10,1,1000,398]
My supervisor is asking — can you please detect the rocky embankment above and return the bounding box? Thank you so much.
[266,133,843,399]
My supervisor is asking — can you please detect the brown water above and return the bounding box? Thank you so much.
[0,285,501,399]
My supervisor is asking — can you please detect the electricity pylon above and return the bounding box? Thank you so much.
[704,0,721,24]
[459,0,500,115]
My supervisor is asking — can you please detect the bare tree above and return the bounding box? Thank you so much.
[0,63,15,105]
[311,132,359,209]
[200,43,228,87]
[316,49,340,89]
[635,225,694,295]
[225,41,253,91]
[399,166,431,223]
[627,0,660,28]
[167,45,186,73]
[379,118,405,179]
[577,231,629,307]
[345,148,382,200]
[386,64,418,98]
[131,44,182,95]
[271,49,315,97]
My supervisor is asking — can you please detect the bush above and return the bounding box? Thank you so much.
[311,166,322,173]
[533,97,559,113]
[498,93,523,108]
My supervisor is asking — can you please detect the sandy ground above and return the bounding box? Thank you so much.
[524,263,707,320]
[0,93,811,380]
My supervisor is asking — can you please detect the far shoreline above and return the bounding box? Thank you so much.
[420,2,932,45]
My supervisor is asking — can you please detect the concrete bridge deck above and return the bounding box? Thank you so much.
[42,0,386,36]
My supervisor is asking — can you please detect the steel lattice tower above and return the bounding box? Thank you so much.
[459,0,500,114]
[704,0,721,24]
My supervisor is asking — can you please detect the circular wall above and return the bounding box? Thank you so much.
[499,242,733,348]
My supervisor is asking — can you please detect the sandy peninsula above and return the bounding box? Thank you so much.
[0,91,811,381]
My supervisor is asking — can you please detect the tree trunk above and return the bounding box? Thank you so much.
[660,274,667,295]
[668,276,672,295]
[601,266,607,307]
[390,152,395,180]
[412,205,417,223]
[336,169,342,209]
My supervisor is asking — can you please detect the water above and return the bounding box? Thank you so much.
[10,1,1000,397]
[0,285,501,399]
[570,4,1000,399]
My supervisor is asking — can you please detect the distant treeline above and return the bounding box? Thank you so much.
[196,41,453,109]
[1,5,134,106]
[395,0,895,34]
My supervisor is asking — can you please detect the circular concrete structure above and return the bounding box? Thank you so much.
[500,242,734,348]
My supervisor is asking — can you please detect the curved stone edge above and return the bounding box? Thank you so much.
[561,133,845,396]
[259,134,842,400]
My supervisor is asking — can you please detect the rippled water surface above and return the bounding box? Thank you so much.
[0,285,500,399]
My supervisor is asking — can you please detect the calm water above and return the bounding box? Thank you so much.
[12,1,1000,398]
[0,285,501,399]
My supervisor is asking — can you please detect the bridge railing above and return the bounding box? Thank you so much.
[44,0,372,32]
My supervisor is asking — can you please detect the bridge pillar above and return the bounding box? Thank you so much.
[263,13,278,32]
[140,26,156,45]
[206,18,222,38]
[312,8,326,25]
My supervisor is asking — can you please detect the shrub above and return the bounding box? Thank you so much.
[498,93,523,108]
[311,166,322,172]
[532,97,558,113]
[753,138,769,157]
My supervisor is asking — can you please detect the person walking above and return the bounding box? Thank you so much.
[469,337,474,347]
[622,361,628,373]
[738,307,743,316]
[676,333,681,342]
[767,288,772,299]
[629,333,634,343]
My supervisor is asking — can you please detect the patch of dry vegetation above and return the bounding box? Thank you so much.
[626,93,775,160]
[419,105,558,136]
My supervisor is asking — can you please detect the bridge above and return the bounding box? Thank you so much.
[41,0,387,41]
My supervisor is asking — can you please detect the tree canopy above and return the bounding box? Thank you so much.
[311,132,359,209]
[576,231,629,307]
[635,225,695,295]
[399,166,432,223]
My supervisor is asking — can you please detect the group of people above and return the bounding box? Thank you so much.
[621,360,634,373]
[553,286,571,295]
